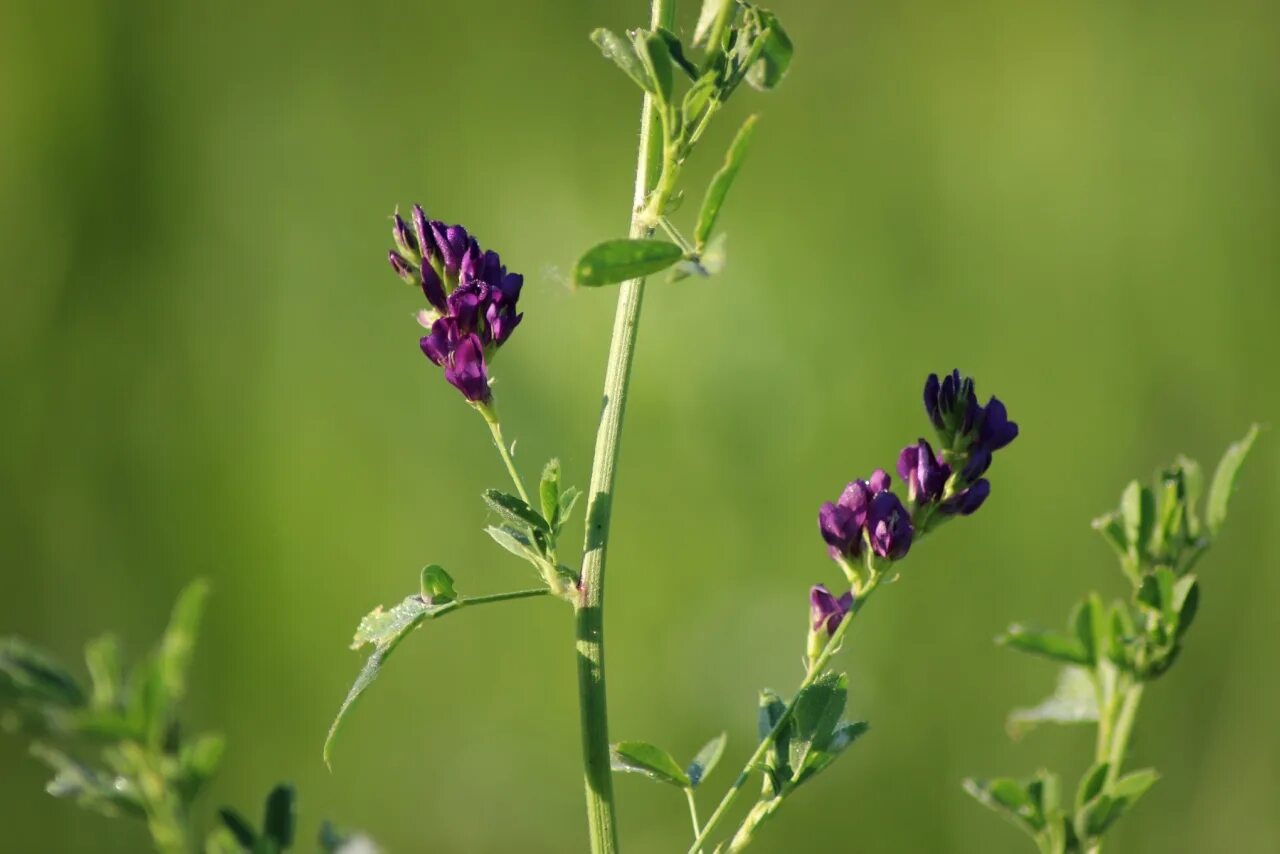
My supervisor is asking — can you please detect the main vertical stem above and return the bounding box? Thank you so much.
[575,1,674,851]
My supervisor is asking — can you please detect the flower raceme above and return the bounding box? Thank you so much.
[818,470,914,565]
[387,205,524,403]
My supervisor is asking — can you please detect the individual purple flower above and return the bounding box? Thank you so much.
[390,204,525,404]
[897,438,950,506]
[441,333,491,402]
[978,397,1019,451]
[819,471,897,562]
[866,491,913,560]
[809,584,854,636]
[941,478,990,516]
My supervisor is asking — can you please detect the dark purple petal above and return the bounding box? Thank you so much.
[487,303,522,346]
[819,501,857,553]
[420,317,456,365]
[899,439,949,504]
[866,491,913,560]
[809,584,855,635]
[979,396,1019,451]
[447,282,484,333]
[942,478,990,516]
[412,205,435,259]
[961,446,992,482]
[444,334,491,402]
[837,480,874,529]
[924,373,943,431]
[420,263,447,311]
[869,469,891,494]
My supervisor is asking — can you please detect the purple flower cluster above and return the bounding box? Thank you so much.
[902,370,1019,516]
[387,205,524,403]
[818,469,914,563]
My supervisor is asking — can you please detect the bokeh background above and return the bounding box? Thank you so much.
[2,0,1277,851]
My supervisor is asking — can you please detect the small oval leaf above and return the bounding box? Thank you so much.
[695,114,758,248]
[573,239,684,287]
[611,740,691,787]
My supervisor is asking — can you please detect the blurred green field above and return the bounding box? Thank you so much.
[2,0,1277,851]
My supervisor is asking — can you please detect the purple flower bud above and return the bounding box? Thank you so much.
[869,468,891,494]
[924,373,944,431]
[420,263,447,311]
[897,438,950,505]
[388,250,415,283]
[961,446,992,482]
[443,333,491,402]
[412,205,436,259]
[978,397,1019,451]
[809,584,854,636]
[431,222,469,276]
[819,501,860,560]
[393,213,416,258]
[866,491,913,560]
[941,478,990,516]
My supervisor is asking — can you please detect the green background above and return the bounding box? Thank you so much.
[2,0,1276,851]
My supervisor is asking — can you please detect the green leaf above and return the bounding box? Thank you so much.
[557,487,582,532]
[156,578,210,708]
[997,624,1089,665]
[694,115,758,248]
[573,239,684,287]
[962,777,1043,835]
[482,489,549,535]
[485,525,538,563]
[744,10,794,91]
[1172,574,1199,638]
[693,0,733,47]
[682,72,719,126]
[1070,594,1107,667]
[1075,762,1109,810]
[796,720,869,783]
[1137,567,1177,625]
[611,741,691,787]
[655,28,699,79]
[1206,424,1259,538]
[1008,667,1099,739]
[757,688,791,788]
[539,459,561,531]
[635,30,674,104]
[1175,455,1204,539]
[0,638,85,707]
[84,634,123,711]
[177,732,226,801]
[1091,511,1128,561]
[789,671,847,773]
[219,807,258,848]
[418,565,456,604]
[686,732,727,787]
[589,28,652,92]
[32,742,145,819]
[1121,481,1152,560]
[1112,768,1159,802]
[1076,794,1122,839]
[324,595,458,767]
[262,784,296,847]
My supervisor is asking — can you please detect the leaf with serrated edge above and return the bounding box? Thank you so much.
[611,741,691,787]
[324,596,458,767]
[1007,667,1099,739]
[686,732,727,787]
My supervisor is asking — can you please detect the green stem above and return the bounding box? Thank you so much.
[461,588,550,607]
[1105,682,1144,782]
[480,405,532,506]
[575,2,675,852]
[689,575,882,853]
[684,788,703,844]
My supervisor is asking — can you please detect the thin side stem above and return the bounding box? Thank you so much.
[461,588,550,607]
[574,2,675,852]
[689,576,881,853]
[481,407,532,505]
[1105,682,1145,781]
[684,788,703,844]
